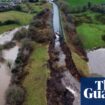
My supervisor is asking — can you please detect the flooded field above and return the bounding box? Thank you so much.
[87,48,105,76]
[0,26,28,105]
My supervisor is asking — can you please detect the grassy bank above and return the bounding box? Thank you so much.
[64,32,89,76]
[59,1,89,76]
[23,43,50,105]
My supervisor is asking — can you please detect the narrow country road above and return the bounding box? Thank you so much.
[49,0,80,105]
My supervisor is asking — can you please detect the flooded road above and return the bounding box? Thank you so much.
[50,1,80,105]
[87,48,105,76]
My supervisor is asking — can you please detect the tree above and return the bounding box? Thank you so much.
[102,34,105,42]
[88,2,92,9]
[6,85,25,105]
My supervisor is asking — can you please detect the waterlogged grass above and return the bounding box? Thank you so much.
[67,0,105,7]
[77,23,105,49]
[23,43,50,105]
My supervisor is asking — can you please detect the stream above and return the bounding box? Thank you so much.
[0,26,28,105]
[50,0,80,105]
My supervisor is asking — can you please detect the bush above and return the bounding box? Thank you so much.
[102,34,105,42]
[6,85,25,105]
[60,2,71,15]
[30,19,44,28]
[15,5,22,11]
[95,14,105,24]
[28,25,51,42]
[3,42,15,49]
[21,38,34,49]
[13,28,28,41]
[0,20,20,26]
[0,45,4,51]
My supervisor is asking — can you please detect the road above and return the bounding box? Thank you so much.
[49,0,80,105]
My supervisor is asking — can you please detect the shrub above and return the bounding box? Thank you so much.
[30,19,44,28]
[4,20,20,25]
[6,85,25,105]
[60,2,71,15]
[21,38,34,49]
[102,34,105,42]
[0,20,20,26]
[0,45,4,51]
[95,14,105,24]
[28,25,51,42]
[13,28,28,41]
[3,42,15,49]
[15,5,22,11]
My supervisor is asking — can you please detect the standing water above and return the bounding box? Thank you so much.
[50,1,80,105]
[0,26,28,105]
[0,47,19,105]
[87,48,105,76]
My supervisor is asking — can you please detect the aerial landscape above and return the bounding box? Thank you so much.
[0,0,105,105]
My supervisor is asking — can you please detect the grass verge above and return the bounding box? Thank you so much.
[23,43,50,105]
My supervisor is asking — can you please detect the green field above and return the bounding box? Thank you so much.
[71,11,105,49]
[23,43,50,105]
[77,23,105,49]
[0,2,49,34]
[67,0,105,7]
[0,11,33,33]
[0,11,33,23]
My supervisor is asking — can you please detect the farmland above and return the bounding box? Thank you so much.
[72,11,105,49]
[0,2,48,34]
[67,0,105,7]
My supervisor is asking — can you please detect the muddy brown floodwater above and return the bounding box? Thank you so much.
[0,26,28,105]
[87,48,105,76]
